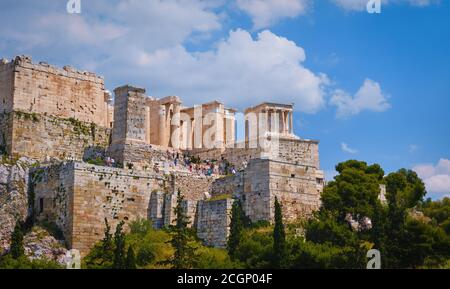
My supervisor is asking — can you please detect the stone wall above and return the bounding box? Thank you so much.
[0,113,12,154]
[197,198,234,248]
[271,138,320,168]
[3,56,111,128]
[33,162,217,255]
[5,111,110,161]
[33,162,167,255]
[33,162,75,246]
[0,59,14,114]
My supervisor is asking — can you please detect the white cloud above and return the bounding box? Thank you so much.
[330,79,390,118]
[236,0,309,29]
[127,29,328,112]
[413,159,450,199]
[331,0,439,11]
[0,1,328,113]
[341,142,358,154]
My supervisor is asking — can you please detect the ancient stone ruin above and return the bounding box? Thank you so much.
[0,56,324,256]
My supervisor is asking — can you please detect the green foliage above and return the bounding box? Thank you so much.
[113,221,126,269]
[0,255,63,269]
[227,198,250,259]
[273,197,286,268]
[87,157,105,166]
[83,218,114,269]
[196,247,239,269]
[37,220,64,240]
[129,218,153,236]
[233,226,274,269]
[166,189,198,269]
[421,197,450,234]
[289,240,365,269]
[10,221,24,259]
[322,160,384,222]
[126,247,137,269]
[136,245,155,267]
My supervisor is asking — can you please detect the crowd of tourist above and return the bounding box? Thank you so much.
[161,150,238,176]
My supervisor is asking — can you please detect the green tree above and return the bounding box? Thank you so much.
[167,189,198,269]
[83,218,115,268]
[113,221,126,269]
[227,198,247,259]
[126,246,137,269]
[300,160,384,268]
[273,197,286,268]
[10,221,24,259]
[381,169,450,268]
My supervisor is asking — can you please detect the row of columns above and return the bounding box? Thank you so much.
[262,109,293,135]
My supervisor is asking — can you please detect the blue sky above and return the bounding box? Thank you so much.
[0,0,449,199]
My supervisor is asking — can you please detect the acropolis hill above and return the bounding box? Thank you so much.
[0,55,324,256]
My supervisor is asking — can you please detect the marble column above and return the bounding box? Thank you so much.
[171,104,181,149]
[159,105,165,146]
[289,111,293,134]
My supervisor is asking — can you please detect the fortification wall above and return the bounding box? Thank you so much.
[268,160,322,221]
[271,139,320,168]
[197,198,234,248]
[5,111,110,160]
[0,113,12,154]
[0,60,14,114]
[8,56,111,127]
[33,162,217,255]
[33,162,75,247]
[70,163,168,255]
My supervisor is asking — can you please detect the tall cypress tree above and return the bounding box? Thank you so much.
[113,221,126,269]
[102,218,114,262]
[168,189,197,269]
[273,197,286,268]
[126,246,137,269]
[10,221,24,259]
[227,199,245,259]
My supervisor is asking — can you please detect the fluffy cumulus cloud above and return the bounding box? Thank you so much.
[330,79,390,118]
[331,0,439,11]
[131,29,328,111]
[236,0,309,29]
[0,1,328,112]
[413,159,450,199]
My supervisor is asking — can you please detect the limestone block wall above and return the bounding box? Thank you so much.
[0,60,14,114]
[197,198,234,248]
[108,142,177,169]
[241,159,272,222]
[268,160,322,221]
[210,172,244,197]
[71,163,168,255]
[34,162,168,255]
[5,56,111,127]
[149,191,165,228]
[0,113,12,154]
[33,162,75,247]
[4,111,110,160]
[272,139,320,168]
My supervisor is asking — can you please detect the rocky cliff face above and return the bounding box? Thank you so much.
[0,157,32,254]
[23,227,67,264]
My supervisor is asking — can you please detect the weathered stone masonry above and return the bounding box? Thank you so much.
[1,56,325,255]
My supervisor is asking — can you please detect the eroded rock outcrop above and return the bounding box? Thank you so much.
[0,157,33,254]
